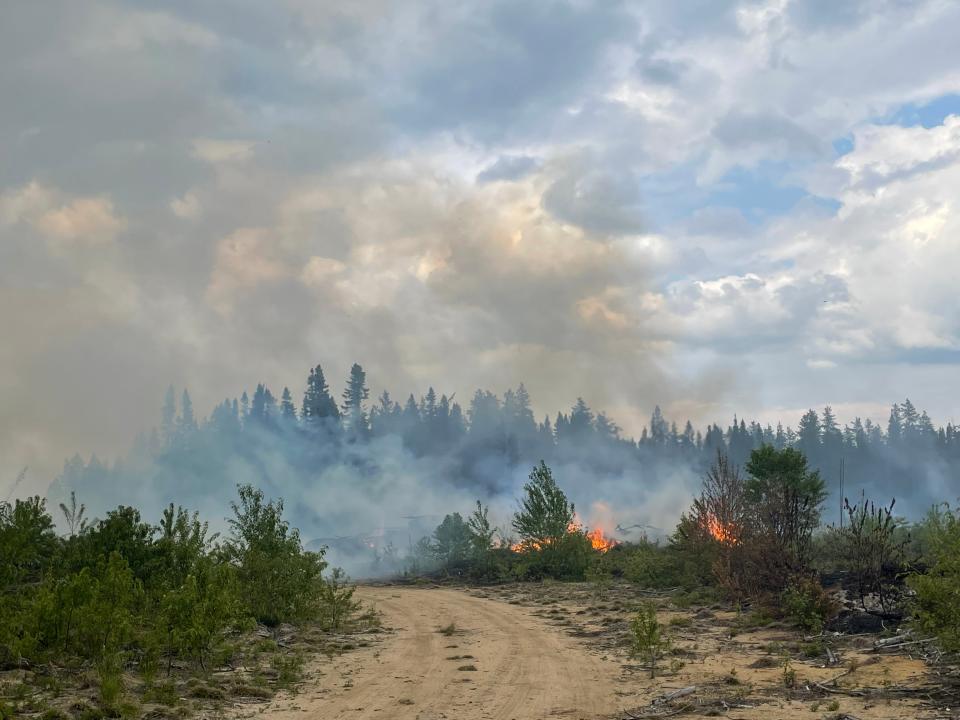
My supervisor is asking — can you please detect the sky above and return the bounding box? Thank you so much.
[3,0,960,495]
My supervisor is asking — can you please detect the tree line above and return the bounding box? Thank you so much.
[49,361,960,523]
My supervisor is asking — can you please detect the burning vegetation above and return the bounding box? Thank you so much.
[704,514,738,545]
[509,522,618,553]
[6,448,960,719]
[585,525,618,552]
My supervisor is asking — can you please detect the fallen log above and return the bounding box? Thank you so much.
[621,685,697,719]
[873,631,912,649]
[651,686,696,705]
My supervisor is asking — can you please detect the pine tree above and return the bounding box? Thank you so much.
[513,461,575,549]
[775,422,786,448]
[569,398,595,439]
[302,364,340,427]
[178,389,197,435]
[514,384,536,432]
[886,403,902,445]
[797,409,821,459]
[250,383,268,424]
[821,406,843,455]
[340,363,370,436]
[900,398,920,440]
[650,406,668,445]
[595,412,621,442]
[370,391,397,436]
[467,390,500,438]
[161,386,177,446]
[280,387,297,423]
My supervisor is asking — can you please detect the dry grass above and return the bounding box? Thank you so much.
[468,581,948,719]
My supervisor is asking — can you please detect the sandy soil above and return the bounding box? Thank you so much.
[251,585,621,720]
[247,583,954,720]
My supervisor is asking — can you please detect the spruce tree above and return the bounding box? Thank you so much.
[178,389,197,434]
[280,387,297,423]
[302,364,340,427]
[161,386,177,446]
[340,363,370,436]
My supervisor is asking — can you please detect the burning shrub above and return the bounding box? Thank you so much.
[512,461,576,550]
[685,448,827,600]
[510,462,591,579]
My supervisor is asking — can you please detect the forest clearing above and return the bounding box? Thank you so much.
[254,583,947,720]
[6,449,960,720]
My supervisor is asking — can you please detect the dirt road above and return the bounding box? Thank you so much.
[260,586,620,720]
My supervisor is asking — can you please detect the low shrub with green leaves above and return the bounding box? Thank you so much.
[628,602,670,678]
[909,504,960,652]
[779,575,836,633]
[0,484,364,716]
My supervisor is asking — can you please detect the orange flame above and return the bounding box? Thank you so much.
[509,518,619,553]
[705,514,738,545]
[585,526,617,552]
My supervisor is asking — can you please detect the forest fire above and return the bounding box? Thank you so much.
[509,520,619,553]
[705,514,738,545]
[585,526,617,552]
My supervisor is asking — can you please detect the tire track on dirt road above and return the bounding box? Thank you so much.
[256,586,620,720]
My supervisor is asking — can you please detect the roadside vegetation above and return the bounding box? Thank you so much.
[0,484,374,720]
[409,448,960,678]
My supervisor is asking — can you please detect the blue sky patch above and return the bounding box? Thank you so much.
[832,136,854,156]
[881,93,960,129]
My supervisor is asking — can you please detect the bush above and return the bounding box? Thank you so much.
[1,484,368,716]
[909,504,960,652]
[628,602,670,678]
[780,576,836,633]
[153,557,247,670]
[510,462,591,580]
[828,493,907,611]
[682,448,827,600]
[430,513,472,571]
[318,568,361,631]
[619,539,700,590]
[225,485,327,626]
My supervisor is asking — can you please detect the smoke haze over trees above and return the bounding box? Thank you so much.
[47,363,960,571]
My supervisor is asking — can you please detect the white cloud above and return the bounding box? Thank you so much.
[6,0,960,491]
[1,181,124,246]
[170,191,201,220]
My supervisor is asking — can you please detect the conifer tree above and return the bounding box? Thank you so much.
[340,363,370,436]
[280,387,297,423]
[161,386,177,446]
[302,364,340,427]
[178,389,197,434]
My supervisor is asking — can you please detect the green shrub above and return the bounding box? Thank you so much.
[318,568,361,631]
[153,557,248,670]
[628,602,670,678]
[780,576,835,633]
[909,504,960,651]
[225,485,327,625]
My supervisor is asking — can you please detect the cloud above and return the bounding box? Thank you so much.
[4,0,960,496]
[1,181,125,246]
[541,156,645,235]
[476,155,540,184]
[170,191,201,219]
